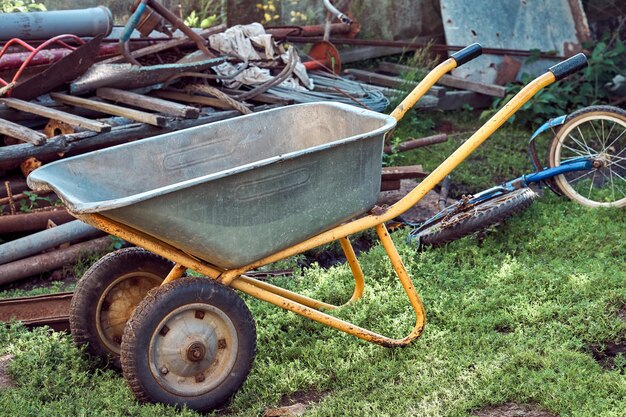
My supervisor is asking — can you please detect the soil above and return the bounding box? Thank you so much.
[589,339,626,371]
[376,179,452,224]
[0,354,15,390]
[474,403,556,417]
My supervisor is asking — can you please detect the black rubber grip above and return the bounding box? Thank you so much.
[548,53,588,81]
[450,43,483,66]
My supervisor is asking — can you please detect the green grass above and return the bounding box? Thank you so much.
[0,194,624,416]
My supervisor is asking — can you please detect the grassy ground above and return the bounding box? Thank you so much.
[0,110,624,416]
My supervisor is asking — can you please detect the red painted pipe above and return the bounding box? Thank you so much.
[0,42,120,71]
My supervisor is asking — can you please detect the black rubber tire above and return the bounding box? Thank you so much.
[548,105,626,208]
[120,277,256,412]
[70,247,173,370]
[414,187,537,247]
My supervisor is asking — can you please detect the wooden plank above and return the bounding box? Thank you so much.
[381,165,427,181]
[1,98,111,132]
[151,89,241,111]
[50,93,168,127]
[96,88,199,119]
[344,69,445,97]
[0,117,47,145]
[378,61,505,98]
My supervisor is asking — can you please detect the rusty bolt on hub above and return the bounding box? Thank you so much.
[195,373,205,383]
[187,342,206,362]
[160,366,169,375]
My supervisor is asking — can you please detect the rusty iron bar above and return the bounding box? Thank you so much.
[0,236,112,285]
[383,134,448,154]
[0,42,120,71]
[0,269,294,332]
[285,37,568,59]
[266,23,354,38]
[145,0,213,58]
[0,292,72,332]
[0,209,75,234]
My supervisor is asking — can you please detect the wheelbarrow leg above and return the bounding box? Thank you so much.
[339,237,365,303]
[162,263,186,285]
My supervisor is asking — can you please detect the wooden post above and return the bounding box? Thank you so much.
[97,88,200,119]
[50,93,169,127]
[1,98,111,132]
[0,117,47,145]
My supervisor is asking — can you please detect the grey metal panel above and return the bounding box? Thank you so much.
[440,0,589,83]
[28,103,396,268]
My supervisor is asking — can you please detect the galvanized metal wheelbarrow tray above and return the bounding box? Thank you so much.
[28,44,587,347]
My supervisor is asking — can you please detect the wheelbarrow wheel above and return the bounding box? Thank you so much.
[70,247,173,370]
[411,187,536,247]
[121,276,256,412]
[548,105,626,208]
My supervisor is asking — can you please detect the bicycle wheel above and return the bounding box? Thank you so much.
[411,188,536,247]
[548,106,626,207]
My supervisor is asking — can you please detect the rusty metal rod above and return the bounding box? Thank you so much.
[285,37,567,59]
[0,292,72,332]
[383,133,448,154]
[146,0,213,58]
[0,236,112,285]
[0,209,74,234]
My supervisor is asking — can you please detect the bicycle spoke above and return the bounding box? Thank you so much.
[587,170,598,200]
[605,160,626,171]
[566,168,595,184]
[577,126,598,155]
[609,167,616,202]
[603,127,626,154]
[565,132,596,156]
[562,142,594,158]
[589,119,602,147]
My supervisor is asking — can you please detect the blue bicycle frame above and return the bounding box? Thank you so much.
[411,113,597,231]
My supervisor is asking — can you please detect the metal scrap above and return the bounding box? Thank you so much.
[440,0,590,83]
[70,55,230,94]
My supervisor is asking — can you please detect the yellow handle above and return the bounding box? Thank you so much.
[390,43,483,122]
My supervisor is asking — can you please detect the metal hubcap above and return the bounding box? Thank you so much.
[96,272,163,354]
[149,303,238,396]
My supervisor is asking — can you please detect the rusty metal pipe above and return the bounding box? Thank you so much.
[266,23,352,38]
[0,209,74,234]
[0,43,121,71]
[0,236,111,285]
[285,37,567,59]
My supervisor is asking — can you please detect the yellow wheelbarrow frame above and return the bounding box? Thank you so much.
[75,46,587,348]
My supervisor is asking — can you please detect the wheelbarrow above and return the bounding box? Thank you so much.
[27,44,588,412]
